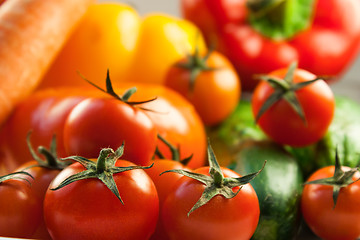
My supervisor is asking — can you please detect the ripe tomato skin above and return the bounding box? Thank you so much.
[14,161,62,240]
[146,160,189,206]
[164,51,241,126]
[301,166,360,240]
[38,2,141,89]
[0,178,42,238]
[146,160,189,240]
[1,87,96,170]
[252,68,335,147]
[117,83,206,169]
[44,160,159,240]
[15,161,60,201]
[161,167,260,240]
[63,97,157,166]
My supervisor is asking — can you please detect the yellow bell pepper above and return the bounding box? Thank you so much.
[38,2,206,89]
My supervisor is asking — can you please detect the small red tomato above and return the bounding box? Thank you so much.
[164,49,241,126]
[44,145,159,240]
[146,135,192,240]
[14,133,71,240]
[0,172,42,238]
[117,82,207,169]
[161,144,262,240]
[1,87,97,170]
[252,62,335,147]
[301,150,360,240]
[63,77,158,166]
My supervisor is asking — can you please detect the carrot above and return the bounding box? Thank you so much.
[0,0,94,126]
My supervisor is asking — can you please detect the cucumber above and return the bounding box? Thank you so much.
[229,141,303,240]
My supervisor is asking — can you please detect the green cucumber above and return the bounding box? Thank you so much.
[228,141,303,240]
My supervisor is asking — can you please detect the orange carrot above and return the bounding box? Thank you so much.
[0,0,94,126]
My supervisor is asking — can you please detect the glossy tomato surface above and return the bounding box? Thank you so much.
[44,160,159,240]
[302,166,360,240]
[146,159,189,240]
[161,167,260,240]
[117,83,207,169]
[63,97,157,166]
[164,51,241,126]
[0,178,41,238]
[252,68,335,147]
[1,87,97,170]
[15,161,61,240]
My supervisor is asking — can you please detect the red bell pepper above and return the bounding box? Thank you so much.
[181,0,360,91]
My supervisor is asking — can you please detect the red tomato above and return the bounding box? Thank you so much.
[302,166,360,240]
[146,159,189,240]
[161,167,260,240]
[15,161,59,240]
[44,159,159,240]
[146,160,188,206]
[13,135,70,240]
[0,173,42,238]
[63,97,157,166]
[118,83,207,169]
[1,87,97,169]
[251,65,335,147]
[164,50,241,126]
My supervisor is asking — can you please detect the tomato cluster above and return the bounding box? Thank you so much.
[0,115,262,240]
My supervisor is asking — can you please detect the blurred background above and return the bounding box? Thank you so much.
[126,0,360,101]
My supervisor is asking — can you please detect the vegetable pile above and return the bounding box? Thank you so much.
[1,0,360,240]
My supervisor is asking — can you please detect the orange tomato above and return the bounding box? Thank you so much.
[164,50,241,126]
[116,82,207,169]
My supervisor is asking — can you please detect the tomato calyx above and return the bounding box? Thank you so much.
[255,61,321,124]
[161,141,265,216]
[0,171,34,185]
[247,0,315,40]
[80,69,157,110]
[176,47,216,91]
[153,134,193,165]
[51,143,154,204]
[304,148,360,208]
[26,131,71,170]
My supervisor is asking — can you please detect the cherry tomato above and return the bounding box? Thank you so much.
[146,159,189,240]
[251,64,335,147]
[0,172,42,238]
[13,134,70,240]
[44,154,159,240]
[118,83,207,169]
[63,97,157,165]
[161,167,260,240]
[164,50,241,126]
[38,2,141,89]
[1,87,97,169]
[302,165,360,240]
